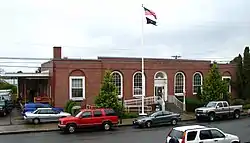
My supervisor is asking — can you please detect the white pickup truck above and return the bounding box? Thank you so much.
[195,101,243,121]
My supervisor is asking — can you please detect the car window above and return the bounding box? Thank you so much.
[162,111,171,115]
[47,109,56,114]
[199,130,213,140]
[217,103,223,107]
[210,129,225,138]
[81,111,92,118]
[223,102,228,107]
[149,111,162,117]
[187,131,197,141]
[38,109,49,114]
[93,110,102,117]
[104,109,116,116]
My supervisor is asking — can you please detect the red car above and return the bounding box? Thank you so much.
[58,108,119,133]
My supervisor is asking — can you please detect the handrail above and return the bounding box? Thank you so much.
[168,95,183,110]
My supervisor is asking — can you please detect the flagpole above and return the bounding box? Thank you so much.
[140,4,146,116]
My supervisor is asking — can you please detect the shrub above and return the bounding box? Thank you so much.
[243,104,250,109]
[231,98,245,105]
[67,101,77,114]
[185,98,205,112]
[121,112,139,119]
[64,100,74,112]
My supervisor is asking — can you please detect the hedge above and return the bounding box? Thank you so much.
[176,97,205,112]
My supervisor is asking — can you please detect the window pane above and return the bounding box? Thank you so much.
[199,130,213,140]
[187,131,197,141]
[133,73,142,95]
[72,88,83,98]
[112,72,122,96]
[93,110,103,117]
[72,79,83,88]
[223,78,231,92]
[175,73,184,93]
[193,73,202,93]
[210,129,225,138]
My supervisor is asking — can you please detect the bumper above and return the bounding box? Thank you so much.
[195,113,209,119]
[132,121,146,127]
[58,124,67,130]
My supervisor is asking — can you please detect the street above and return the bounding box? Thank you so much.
[1,118,250,143]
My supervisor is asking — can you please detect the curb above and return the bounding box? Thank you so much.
[0,114,248,135]
[0,128,59,135]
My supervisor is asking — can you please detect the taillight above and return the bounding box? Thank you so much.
[181,132,186,143]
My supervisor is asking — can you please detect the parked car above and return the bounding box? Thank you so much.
[133,111,181,128]
[22,103,63,115]
[0,100,10,116]
[195,101,243,121]
[58,108,119,133]
[24,108,71,124]
[0,92,14,110]
[166,125,240,143]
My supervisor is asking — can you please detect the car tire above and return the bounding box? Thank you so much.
[33,118,40,124]
[103,122,112,131]
[234,110,240,119]
[208,112,215,122]
[67,124,76,134]
[171,119,178,125]
[145,121,152,128]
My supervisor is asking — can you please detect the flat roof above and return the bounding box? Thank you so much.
[0,73,49,78]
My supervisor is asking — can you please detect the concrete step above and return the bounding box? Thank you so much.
[165,102,183,114]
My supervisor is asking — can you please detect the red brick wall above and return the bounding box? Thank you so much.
[51,57,236,107]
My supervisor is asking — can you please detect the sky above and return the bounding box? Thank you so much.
[0,0,250,72]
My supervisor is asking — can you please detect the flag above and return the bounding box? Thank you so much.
[143,6,157,26]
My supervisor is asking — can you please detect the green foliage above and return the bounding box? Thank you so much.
[64,100,74,113]
[200,63,229,103]
[243,47,250,99]
[230,98,245,105]
[95,70,123,114]
[243,104,250,109]
[185,98,205,112]
[196,86,202,100]
[0,81,17,94]
[121,112,139,119]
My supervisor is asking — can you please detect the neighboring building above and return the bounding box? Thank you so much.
[38,47,235,108]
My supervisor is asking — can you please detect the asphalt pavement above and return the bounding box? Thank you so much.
[1,118,250,143]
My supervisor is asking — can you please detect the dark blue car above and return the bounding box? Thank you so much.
[22,103,63,115]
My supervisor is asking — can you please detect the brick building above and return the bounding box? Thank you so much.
[37,47,236,108]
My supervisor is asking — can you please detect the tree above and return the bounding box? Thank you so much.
[231,54,244,99]
[0,81,17,94]
[200,63,228,103]
[95,70,122,113]
[243,47,250,99]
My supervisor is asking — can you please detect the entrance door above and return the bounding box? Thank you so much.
[155,86,164,100]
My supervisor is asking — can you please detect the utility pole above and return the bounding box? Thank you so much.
[171,55,181,59]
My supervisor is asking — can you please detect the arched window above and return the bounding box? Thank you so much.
[111,71,123,98]
[133,71,142,96]
[174,72,185,95]
[193,72,202,94]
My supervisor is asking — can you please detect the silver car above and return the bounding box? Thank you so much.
[24,108,71,124]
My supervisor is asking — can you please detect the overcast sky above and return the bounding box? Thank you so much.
[0,0,250,72]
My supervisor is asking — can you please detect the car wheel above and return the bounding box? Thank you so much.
[67,124,76,134]
[171,119,178,125]
[145,121,152,128]
[234,110,240,119]
[103,122,112,131]
[208,113,215,122]
[33,118,40,124]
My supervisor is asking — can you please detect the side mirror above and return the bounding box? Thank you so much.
[216,106,219,108]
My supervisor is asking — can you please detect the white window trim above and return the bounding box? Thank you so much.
[222,76,231,93]
[69,76,85,101]
[154,71,167,79]
[174,72,185,96]
[133,71,145,97]
[111,71,123,99]
[192,72,203,95]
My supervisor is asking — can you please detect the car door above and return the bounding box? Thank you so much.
[92,110,103,126]
[215,102,224,117]
[222,102,230,116]
[210,129,228,143]
[161,111,172,124]
[153,111,165,124]
[79,111,93,127]
[186,130,198,143]
[37,109,49,122]
[198,129,215,143]
[47,109,59,121]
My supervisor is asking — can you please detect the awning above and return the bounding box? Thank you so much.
[0,72,50,79]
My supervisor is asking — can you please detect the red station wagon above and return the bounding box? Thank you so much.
[58,108,119,133]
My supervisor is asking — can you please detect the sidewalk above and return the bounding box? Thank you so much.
[0,112,248,135]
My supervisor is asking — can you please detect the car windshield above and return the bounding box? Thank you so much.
[206,102,217,107]
[169,129,184,139]
[75,111,82,117]
[1,95,10,100]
